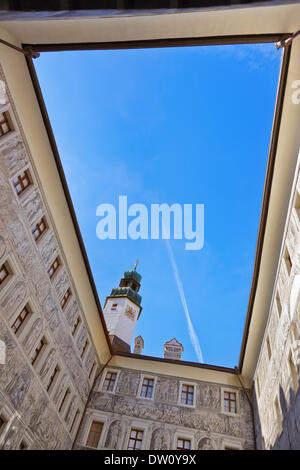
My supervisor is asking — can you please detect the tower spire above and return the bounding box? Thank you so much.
[103,267,143,353]
[134,259,139,272]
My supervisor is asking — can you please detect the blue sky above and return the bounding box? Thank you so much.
[34,43,281,367]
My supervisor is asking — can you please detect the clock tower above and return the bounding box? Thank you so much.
[103,266,142,353]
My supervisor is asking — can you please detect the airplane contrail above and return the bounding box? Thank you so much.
[165,239,204,363]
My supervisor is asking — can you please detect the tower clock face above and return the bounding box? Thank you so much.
[125,305,135,321]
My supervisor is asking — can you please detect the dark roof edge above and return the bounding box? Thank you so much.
[115,351,237,374]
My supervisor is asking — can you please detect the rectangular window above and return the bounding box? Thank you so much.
[181,384,194,406]
[294,190,300,224]
[266,336,272,361]
[102,371,117,392]
[127,429,143,450]
[0,415,7,435]
[177,438,191,450]
[72,316,81,336]
[81,339,89,359]
[0,262,10,286]
[256,376,261,398]
[224,391,237,413]
[284,248,292,276]
[86,421,103,448]
[31,337,46,365]
[70,409,80,434]
[19,441,28,450]
[59,388,71,413]
[86,421,103,449]
[140,377,154,398]
[274,396,282,431]
[276,293,282,317]
[48,257,61,279]
[89,362,96,379]
[11,304,31,335]
[32,217,47,242]
[0,111,11,136]
[288,351,298,394]
[13,170,31,196]
[46,365,60,392]
[60,288,71,310]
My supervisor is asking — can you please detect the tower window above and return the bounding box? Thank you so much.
[60,288,72,310]
[0,111,12,136]
[31,336,46,365]
[140,377,154,398]
[177,438,191,450]
[13,170,31,196]
[127,429,143,450]
[86,421,103,448]
[32,217,47,242]
[11,304,31,335]
[224,391,237,413]
[181,384,194,406]
[0,262,10,286]
[48,257,61,279]
[102,371,117,392]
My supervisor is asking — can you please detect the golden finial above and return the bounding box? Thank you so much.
[134,260,139,271]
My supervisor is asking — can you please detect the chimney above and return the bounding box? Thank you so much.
[163,338,183,360]
[134,335,144,355]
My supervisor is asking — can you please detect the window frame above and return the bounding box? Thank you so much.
[221,388,239,416]
[0,261,12,289]
[47,256,61,279]
[30,335,48,368]
[221,438,243,450]
[31,216,48,242]
[178,381,196,408]
[127,427,144,450]
[46,363,61,394]
[82,412,108,449]
[12,169,32,197]
[173,430,195,450]
[60,287,72,310]
[137,374,157,401]
[99,368,120,394]
[0,110,12,137]
[10,303,32,336]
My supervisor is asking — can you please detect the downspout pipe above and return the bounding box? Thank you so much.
[234,367,257,450]
[72,354,113,450]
